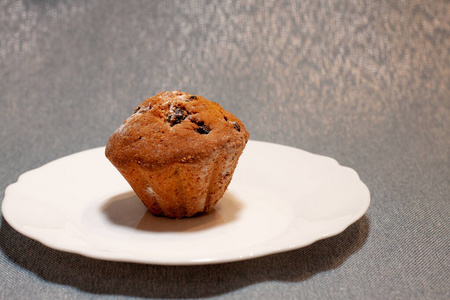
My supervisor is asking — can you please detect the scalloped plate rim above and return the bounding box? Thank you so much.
[1,140,370,265]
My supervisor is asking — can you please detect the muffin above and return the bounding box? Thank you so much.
[105,91,249,218]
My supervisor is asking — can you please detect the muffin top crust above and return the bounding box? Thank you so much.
[106,91,249,170]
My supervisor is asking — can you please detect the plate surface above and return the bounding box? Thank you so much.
[2,140,370,265]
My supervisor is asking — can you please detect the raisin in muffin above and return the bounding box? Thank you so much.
[105,91,249,218]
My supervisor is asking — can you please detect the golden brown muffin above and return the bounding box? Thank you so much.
[106,91,249,218]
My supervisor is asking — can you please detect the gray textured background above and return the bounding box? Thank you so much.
[1,0,449,299]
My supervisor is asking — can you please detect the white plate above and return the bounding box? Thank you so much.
[2,140,369,265]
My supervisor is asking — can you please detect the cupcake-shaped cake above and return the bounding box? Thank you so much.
[106,91,249,218]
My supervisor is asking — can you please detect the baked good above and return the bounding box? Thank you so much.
[105,91,249,218]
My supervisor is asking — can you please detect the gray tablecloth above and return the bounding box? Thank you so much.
[1,0,449,299]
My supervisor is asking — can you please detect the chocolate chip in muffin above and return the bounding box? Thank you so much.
[186,95,198,102]
[168,107,188,126]
[233,122,241,132]
[195,121,211,135]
